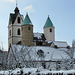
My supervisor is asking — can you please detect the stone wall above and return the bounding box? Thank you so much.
[22,25,33,46]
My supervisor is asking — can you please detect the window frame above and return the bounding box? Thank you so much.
[17,29,20,35]
[17,17,20,23]
[28,27,30,30]
[9,30,11,36]
[50,28,52,32]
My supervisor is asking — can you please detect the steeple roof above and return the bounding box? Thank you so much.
[14,7,19,14]
[44,16,54,28]
[9,7,23,24]
[22,13,32,25]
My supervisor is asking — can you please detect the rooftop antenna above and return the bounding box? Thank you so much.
[16,0,18,7]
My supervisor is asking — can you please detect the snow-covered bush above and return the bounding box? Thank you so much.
[0,68,75,75]
[60,47,75,70]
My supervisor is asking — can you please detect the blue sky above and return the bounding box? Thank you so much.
[0,0,75,50]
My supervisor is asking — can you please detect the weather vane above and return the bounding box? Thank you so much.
[16,0,18,7]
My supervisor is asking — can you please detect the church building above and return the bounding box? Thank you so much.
[7,6,70,70]
[8,7,23,48]
[8,6,69,49]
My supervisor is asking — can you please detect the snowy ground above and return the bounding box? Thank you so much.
[0,67,75,75]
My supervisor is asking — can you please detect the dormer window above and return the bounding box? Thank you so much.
[37,50,44,57]
[17,29,20,35]
[17,17,20,23]
[50,28,52,32]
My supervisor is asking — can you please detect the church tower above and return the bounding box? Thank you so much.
[44,16,55,41]
[21,13,33,46]
[8,7,23,49]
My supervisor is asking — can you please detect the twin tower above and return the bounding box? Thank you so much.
[8,7,55,48]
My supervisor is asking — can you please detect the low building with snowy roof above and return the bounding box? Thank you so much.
[50,41,70,48]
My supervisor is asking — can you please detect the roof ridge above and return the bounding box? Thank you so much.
[34,33,43,34]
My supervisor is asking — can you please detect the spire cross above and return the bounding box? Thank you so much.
[16,0,18,7]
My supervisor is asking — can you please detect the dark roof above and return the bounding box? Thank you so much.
[9,7,23,24]
[10,13,17,24]
[14,7,19,14]
[43,42,52,46]
[17,41,22,45]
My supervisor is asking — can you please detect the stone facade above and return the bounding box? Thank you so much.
[22,25,33,46]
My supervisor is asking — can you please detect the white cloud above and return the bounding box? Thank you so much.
[24,5,35,13]
[5,0,16,3]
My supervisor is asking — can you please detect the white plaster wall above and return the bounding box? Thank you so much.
[13,37,21,44]
[8,25,13,49]
[8,13,23,49]
[14,14,23,25]
[44,27,55,41]
[12,25,21,37]
[8,37,12,49]
[8,25,12,38]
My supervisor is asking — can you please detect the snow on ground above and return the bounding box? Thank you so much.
[0,68,75,74]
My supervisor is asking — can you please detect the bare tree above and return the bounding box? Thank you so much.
[60,40,75,70]
[72,40,75,47]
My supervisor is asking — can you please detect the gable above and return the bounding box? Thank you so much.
[9,13,23,25]
[14,13,23,25]
[9,13,17,24]
[51,41,69,48]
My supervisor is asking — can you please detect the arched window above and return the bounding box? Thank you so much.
[17,29,20,35]
[28,27,30,30]
[17,17,20,23]
[50,28,52,32]
[9,30,11,36]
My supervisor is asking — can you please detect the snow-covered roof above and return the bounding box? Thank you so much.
[34,33,43,39]
[51,41,69,48]
[33,33,46,41]
[9,45,71,62]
